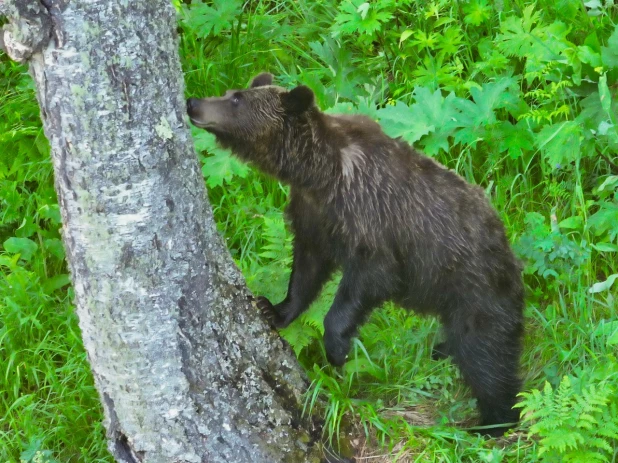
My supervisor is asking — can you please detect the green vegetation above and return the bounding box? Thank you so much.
[2,0,618,461]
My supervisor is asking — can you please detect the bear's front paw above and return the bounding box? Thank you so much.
[324,333,351,367]
[256,296,286,328]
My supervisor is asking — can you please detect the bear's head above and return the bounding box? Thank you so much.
[187,73,315,154]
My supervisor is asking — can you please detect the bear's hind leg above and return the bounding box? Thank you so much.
[445,306,523,436]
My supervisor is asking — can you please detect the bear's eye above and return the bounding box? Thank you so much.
[231,95,240,106]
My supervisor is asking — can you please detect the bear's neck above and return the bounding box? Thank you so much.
[270,111,339,191]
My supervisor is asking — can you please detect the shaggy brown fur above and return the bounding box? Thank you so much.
[187,73,525,435]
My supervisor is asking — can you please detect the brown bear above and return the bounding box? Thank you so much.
[187,73,525,435]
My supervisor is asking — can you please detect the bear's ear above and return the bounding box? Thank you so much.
[282,85,315,113]
[250,73,273,88]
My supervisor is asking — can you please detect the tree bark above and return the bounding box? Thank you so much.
[1,1,326,462]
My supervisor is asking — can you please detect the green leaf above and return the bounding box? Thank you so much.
[44,238,65,260]
[20,438,43,462]
[468,77,519,125]
[608,329,618,346]
[333,0,393,38]
[399,29,414,45]
[202,151,250,188]
[535,121,583,169]
[559,216,583,230]
[183,0,242,38]
[588,201,618,240]
[3,237,38,261]
[377,101,434,144]
[496,6,542,57]
[597,176,618,192]
[598,73,612,118]
[593,320,618,338]
[592,242,618,253]
[496,7,573,76]
[38,204,62,225]
[356,2,370,19]
[452,77,520,148]
[589,273,618,293]
[43,274,71,294]
[192,130,250,187]
[578,45,602,68]
[378,87,466,155]
[463,0,492,26]
[494,121,534,159]
[601,24,618,69]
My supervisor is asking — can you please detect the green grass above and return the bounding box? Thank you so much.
[2,0,618,461]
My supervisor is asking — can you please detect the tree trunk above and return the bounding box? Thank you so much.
[1,1,326,462]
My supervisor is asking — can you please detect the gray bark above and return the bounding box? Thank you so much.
[1,1,324,462]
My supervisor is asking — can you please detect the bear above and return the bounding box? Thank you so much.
[187,73,525,435]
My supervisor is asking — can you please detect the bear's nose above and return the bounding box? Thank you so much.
[186,98,198,115]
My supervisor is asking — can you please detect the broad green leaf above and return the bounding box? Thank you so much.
[588,201,618,239]
[467,77,519,125]
[201,151,250,188]
[183,0,242,38]
[494,121,534,159]
[496,8,573,77]
[43,274,71,294]
[377,101,434,145]
[3,237,38,261]
[412,88,466,155]
[333,0,393,37]
[436,26,464,55]
[356,2,370,19]
[559,216,583,230]
[44,238,66,260]
[452,77,520,148]
[597,176,618,192]
[592,242,618,253]
[496,6,542,57]
[38,204,62,225]
[463,0,492,26]
[399,29,414,45]
[192,130,250,187]
[578,45,602,68]
[535,121,583,169]
[593,320,618,338]
[601,24,618,69]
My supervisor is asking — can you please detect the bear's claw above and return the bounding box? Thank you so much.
[256,296,284,328]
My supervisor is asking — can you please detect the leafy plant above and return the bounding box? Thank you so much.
[518,369,618,462]
[515,211,590,283]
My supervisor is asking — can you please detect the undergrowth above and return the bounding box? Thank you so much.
[1,0,618,461]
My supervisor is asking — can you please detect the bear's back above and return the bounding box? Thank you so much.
[313,112,506,269]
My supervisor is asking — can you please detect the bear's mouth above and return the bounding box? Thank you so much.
[189,117,215,129]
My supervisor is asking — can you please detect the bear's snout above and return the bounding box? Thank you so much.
[186,98,198,117]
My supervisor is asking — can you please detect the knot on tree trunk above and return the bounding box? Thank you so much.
[1,0,53,62]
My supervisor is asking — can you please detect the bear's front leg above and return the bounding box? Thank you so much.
[259,236,334,329]
[323,257,395,366]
